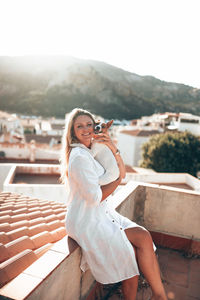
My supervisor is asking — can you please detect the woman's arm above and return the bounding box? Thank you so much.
[101,176,121,201]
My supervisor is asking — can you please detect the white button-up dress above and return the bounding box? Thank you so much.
[65,144,149,284]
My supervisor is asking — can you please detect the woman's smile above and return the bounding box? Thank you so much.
[73,115,94,147]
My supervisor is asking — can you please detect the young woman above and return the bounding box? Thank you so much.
[60,108,167,300]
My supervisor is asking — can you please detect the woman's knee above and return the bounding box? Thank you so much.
[125,227,153,248]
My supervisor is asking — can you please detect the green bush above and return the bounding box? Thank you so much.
[140,131,200,177]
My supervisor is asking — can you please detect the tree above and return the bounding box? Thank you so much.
[140,131,200,177]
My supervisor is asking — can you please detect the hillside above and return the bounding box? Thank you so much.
[0,56,200,119]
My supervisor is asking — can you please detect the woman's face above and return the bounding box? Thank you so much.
[73,115,94,147]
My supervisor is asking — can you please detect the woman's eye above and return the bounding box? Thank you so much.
[87,123,92,127]
[77,125,83,129]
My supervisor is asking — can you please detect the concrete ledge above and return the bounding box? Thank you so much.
[0,236,80,300]
[150,231,200,255]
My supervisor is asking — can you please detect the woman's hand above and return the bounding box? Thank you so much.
[93,132,117,155]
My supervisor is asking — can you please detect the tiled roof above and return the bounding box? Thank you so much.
[25,134,62,144]
[0,191,67,288]
[0,158,59,164]
[120,129,160,137]
[51,124,64,130]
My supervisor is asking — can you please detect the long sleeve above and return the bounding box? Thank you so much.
[69,153,102,206]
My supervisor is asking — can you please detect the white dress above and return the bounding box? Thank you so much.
[65,144,151,284]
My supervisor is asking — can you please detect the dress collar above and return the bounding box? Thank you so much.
[70,143,94,156]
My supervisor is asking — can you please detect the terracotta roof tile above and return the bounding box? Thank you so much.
[28,223,48,237]
[5,236,35,258]
[0,244,9,263]
[13,204,27,210]
[30,231,53,248]
[28,217,45,226]
[28,207,40,212]
[49,227,66,242]
[0,233,10,245]
[34,243,53,259]
[27,203,40,209]
[51,204,65,209]
[0,210,13,217]
[47,220,63,231]
[0,249,38,287]
[27,211,42,220]
[45,214,59,223]
[0,215,11,223]
[56,212,66,221]
[0,223,11,233]
[6,227,29,241]
[0,205,14,211]
[54,208,66,215]
[10,214,27,223]
[10,220,29,230]
[0,191,67,288]
[60,220,65,227]
[39,205,52,211]
[41,209,54,217]
[12,208,28,214]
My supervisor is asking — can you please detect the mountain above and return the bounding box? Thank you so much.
[0,56,200,119]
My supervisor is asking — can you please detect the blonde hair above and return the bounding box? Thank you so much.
[60,108,95,184]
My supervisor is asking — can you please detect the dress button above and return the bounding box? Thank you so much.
[112,220,115,222]
[120,227,122,230]
[106,211,108,214]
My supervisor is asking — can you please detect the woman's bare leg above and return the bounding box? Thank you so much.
[122,275,139,300]
[125,227,167,300]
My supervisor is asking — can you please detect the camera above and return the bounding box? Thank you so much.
[94,122,106,134]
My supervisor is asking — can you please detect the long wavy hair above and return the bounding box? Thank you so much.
[60,108,95,184]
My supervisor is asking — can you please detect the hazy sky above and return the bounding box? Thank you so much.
[0,0,200,88]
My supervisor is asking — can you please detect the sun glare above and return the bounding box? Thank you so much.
[0,0,200,87]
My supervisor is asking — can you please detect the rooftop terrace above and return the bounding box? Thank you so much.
[101,247,200,299]
[0,179,200,299]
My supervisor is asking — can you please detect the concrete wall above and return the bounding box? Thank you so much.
[144,185,200,240]
[3,164,69,204]
[116,181,200,240]
[0,143,59,160]
[4,182,68,204]
[0,164,13,190]
[124,173,200,192]
[177,121,200,136]
[27,248,82,300]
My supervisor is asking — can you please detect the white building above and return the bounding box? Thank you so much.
[0,111,24,142]
[117,129,160,166]
[131,112,200,136]
[174,113,200,136]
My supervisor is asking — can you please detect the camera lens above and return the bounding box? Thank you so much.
[95,125,101,132]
